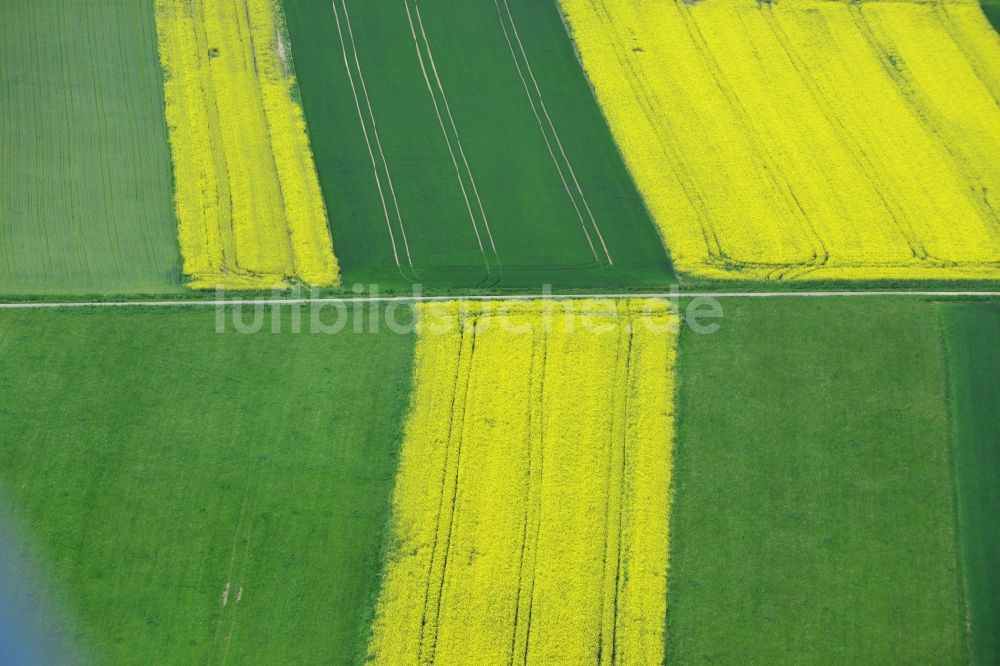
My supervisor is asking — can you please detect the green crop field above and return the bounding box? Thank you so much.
[0,307,413,663]
[0,0,181,297]
[282,0,674,291]
[983,0,1000,31]
[942,301,1000,666]
[667,298,967,664]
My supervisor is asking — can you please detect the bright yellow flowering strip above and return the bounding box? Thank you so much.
[155,0,338,289]
[560,0,1000,282]
[368,300,676,665]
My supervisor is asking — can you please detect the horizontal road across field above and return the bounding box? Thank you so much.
[2,291,1000,309]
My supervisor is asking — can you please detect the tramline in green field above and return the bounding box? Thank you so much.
[282,0,674,290]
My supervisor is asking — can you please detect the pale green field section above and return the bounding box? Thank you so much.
[0,0,182,296]
[668,299,967,663]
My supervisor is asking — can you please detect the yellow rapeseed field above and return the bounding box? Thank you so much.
[560,0,1000,282]
[155,0,338,289]
[367,300,676,665]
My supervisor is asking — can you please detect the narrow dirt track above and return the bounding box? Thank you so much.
[1,291,999,309]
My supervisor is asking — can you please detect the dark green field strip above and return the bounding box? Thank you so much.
[0,0,182,297]
[668,299,967,663]
[983,1,1000,31]
[282,0,674,290]
[0,307,413,663]
[941,301,1000,666]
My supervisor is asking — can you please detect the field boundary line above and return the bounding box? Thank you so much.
[494,0,600,264]
[340,0,414,269]
[3,291,1000,309]
[330,0,407,272]
[416,4,500,263]
[414,3,502,273]
[496,0,613,266]
[405,1,501,283]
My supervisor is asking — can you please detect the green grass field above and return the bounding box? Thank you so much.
[282,0,674,291]
[941,301,1000,666]
[667,298,967,663]
[0,0,181,297]
[0,307,413,663]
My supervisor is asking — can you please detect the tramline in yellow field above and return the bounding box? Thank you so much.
[155,0,338,289]
[367,300,676,665]
[561,0,1000,282]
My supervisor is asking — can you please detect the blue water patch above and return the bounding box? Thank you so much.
[0,514,77,665]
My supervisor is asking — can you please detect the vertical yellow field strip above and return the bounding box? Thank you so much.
[617,309,674,664]
[524,310,623,663]
[156,0,221,278]
[253,0,338,286]
[560,0,1000,281]
[509,332,547,663]
[598,325,632,666]
[368,300,676,665]
[155,0,338,289]
[431,317,533,664]
[208,0,290,277]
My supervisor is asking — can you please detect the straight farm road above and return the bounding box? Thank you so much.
[1,290,1000,310]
